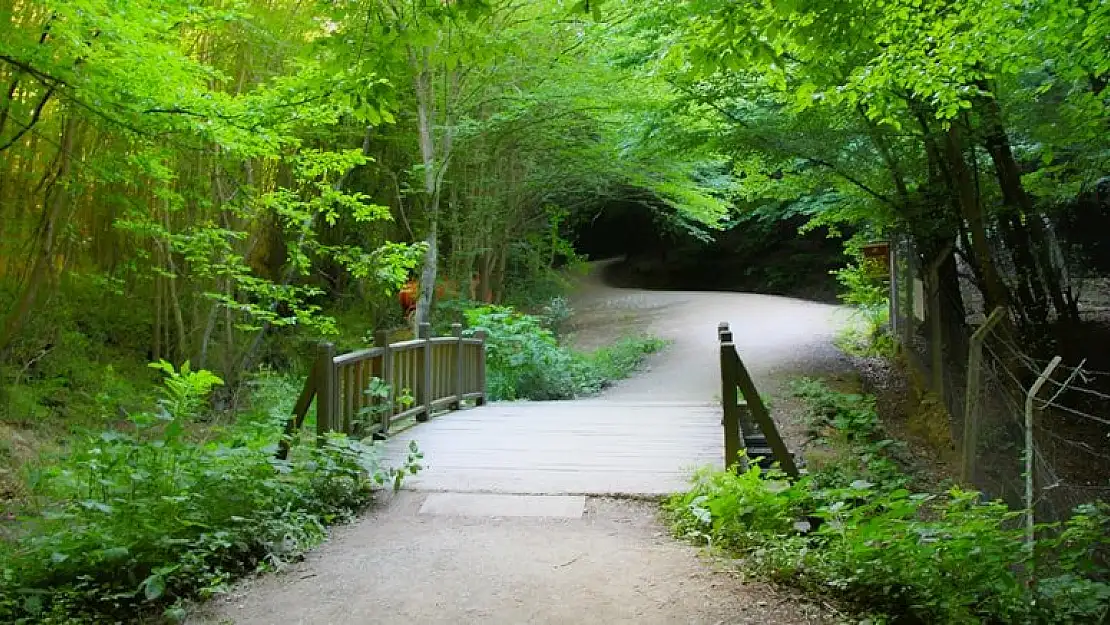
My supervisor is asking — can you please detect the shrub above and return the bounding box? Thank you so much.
[0,364,420,623]
[462,304,665,401]
[833,249,896,357]
[666,381,1110,624]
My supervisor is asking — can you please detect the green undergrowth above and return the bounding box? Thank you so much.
[0,364,421,624]
[666,378,1110,624]
[462,303,667,401]
[832,245,897,358]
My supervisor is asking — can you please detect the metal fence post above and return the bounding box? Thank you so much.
[1025,355,1063,580]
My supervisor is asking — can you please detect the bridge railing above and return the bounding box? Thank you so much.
[717,322,799,477]
[278,322,486,458]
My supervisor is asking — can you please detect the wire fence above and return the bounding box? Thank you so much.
[889,238,1110,523]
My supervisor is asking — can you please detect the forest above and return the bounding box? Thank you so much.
[1,0,1108,622]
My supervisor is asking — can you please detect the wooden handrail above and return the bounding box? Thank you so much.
[718,322,799,477]
[276,323,488,457]
[332,346,385,366]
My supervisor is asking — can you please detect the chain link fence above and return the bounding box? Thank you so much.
[889,238,1110,522]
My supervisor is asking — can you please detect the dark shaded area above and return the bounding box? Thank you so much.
[1057,177,1110,273]
[571,198,846,303]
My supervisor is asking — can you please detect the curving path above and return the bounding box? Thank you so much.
[566,258,849,403]
[375,259,850,495]
[190,261,850,625]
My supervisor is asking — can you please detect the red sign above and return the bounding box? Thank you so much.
[860,241,891,278]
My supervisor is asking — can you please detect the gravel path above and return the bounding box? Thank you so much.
[190,261,852,625]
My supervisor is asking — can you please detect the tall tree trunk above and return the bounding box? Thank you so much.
[153,274,163,362]
[977,89,1074,326]
[159,207,188,362]
[411,45,437,330]
[410,45,457,329]
[0,116,77,358]
[943,123,1010,312]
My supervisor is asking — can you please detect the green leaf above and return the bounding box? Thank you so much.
[142,574,166,601]
[100,546,130,561]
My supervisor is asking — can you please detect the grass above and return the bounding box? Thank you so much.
[579,334,669,392]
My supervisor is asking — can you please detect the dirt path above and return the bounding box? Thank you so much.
[567,259,852,448]
[191,263,852,625]
[190,494,836,625]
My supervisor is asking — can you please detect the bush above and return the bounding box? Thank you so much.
[666,380,1110,624]
[0,363,420,623]
[461,304,665,401]
[833,247,896,357]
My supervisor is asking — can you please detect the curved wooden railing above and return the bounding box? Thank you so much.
[278,322,486,458]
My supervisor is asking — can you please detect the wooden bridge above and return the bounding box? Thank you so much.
[283,321,795,494]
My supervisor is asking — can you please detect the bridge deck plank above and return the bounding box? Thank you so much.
[381,401,723,496]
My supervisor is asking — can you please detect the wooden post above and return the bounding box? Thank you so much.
[418,322,432,421]
[374,329,394,433]
[718,323,744,470]
[452,323,464,409]
[315,342,337,443]
[961,307,1005,484]
[475,329,488,405]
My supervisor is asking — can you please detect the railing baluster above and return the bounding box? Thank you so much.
[279,325,486,456]
[375,330,393,434]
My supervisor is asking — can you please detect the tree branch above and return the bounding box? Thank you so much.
[672,80,897,206]
[0,86,56,152]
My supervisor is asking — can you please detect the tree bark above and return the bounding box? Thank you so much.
[410,43,458,328]
[977,89,1074,326]
[943,123,1010,312]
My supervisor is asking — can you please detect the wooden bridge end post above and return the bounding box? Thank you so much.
[475,329,488,406]
[374,329,394,433]
[418,322,432,422]
[718,323,743,471]
[451,323,464,410]
[315,342,337,444]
